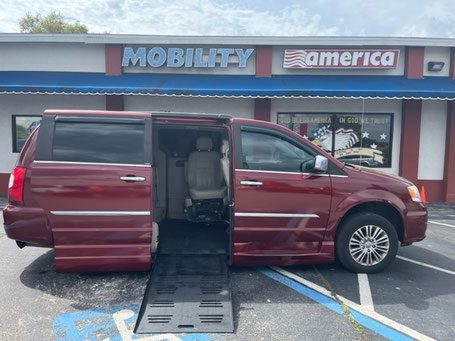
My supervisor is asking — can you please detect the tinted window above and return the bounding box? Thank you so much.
[240,131,314,172]
[52,121,145,164]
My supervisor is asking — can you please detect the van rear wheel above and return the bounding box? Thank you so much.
[336,212,398,273]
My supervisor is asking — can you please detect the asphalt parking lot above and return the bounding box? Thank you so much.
[1,196,454,341]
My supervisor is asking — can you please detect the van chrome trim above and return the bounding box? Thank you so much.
[34,160,151,167]
[235,212,319,218]
[50,211,151,216]
[235,169,348,178]
[236,169,301,175]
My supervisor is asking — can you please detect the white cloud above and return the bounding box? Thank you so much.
[0,0,340,35]
[396,2,455,37]
[0,0,454,38]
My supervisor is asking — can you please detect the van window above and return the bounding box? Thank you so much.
[240,131,314,172]
[52,121,145,164]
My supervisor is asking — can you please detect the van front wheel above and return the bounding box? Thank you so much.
[336,213,398,273]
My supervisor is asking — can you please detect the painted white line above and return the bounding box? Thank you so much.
[271,266,436,341]
[357,273,375,314]
[428,220,455,228]
[396,256,455,276]
[270,266,362,309]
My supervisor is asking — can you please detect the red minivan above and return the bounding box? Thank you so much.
[3,110,427,273]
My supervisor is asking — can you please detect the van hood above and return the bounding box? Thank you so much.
[345,164,414,186]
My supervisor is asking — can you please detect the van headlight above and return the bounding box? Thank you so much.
[407,185,421,202]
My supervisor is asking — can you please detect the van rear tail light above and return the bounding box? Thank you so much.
[8,167,26,202]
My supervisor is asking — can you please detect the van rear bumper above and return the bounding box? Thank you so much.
[403,208,428,243]
[2,204,53,247]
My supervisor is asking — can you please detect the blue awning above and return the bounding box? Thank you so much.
[1,71,454,100]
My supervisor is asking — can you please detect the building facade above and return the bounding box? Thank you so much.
[0,34,454,201]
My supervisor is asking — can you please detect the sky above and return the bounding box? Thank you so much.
[0,0,454,38]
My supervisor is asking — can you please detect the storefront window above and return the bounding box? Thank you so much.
[12,115,41,153]
[277,113,393,168]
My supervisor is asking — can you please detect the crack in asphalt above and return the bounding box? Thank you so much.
[313,266,369,341]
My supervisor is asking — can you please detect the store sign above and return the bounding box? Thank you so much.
[122,47,254,68]
[283,49,400,69]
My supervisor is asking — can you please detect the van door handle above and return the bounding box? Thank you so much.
[120,176,146,182]
[240,180,263,186]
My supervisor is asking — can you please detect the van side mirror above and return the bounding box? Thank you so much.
[314,155,328,173]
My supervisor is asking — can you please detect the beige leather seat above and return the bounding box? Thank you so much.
[187,137,226,200]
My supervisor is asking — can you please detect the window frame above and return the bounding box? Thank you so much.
[276,112,394,169]
[12,115,42,153]
[35,115,152,166]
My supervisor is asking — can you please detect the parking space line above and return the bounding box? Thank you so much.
[358,274,374,314]
[428,220,455,228]
[269,266,436,341]
[396,256,455,276]
[270,266,361,308]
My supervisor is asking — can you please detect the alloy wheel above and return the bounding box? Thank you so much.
[349,225,390,266]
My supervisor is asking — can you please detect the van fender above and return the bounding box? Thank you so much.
[324,189,406,241]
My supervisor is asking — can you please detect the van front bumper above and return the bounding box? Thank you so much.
[403,206,428,243]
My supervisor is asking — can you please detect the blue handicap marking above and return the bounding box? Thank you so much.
[53,302,222,341]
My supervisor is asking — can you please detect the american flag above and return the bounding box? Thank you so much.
[283,49,309,68]
[312,125,330,139]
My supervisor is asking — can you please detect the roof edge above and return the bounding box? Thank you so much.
[0,33,454,47]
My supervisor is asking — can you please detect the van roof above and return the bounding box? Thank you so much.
[44,110,232,120]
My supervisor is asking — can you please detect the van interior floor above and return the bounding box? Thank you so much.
[158,220,229,255]
[134,220,234,334]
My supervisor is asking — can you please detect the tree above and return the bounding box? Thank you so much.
[19,12,89,33]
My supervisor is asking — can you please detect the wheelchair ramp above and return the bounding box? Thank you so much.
[134,254,234,334]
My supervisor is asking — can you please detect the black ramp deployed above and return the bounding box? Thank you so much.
[134,254,234,333]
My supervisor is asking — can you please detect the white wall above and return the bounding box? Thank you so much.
[423,47,451,77]
[124,95,255,118]
[0,94,106,174]
[0,43,105,72]
[418,100,447,180]
[271,98,402,174]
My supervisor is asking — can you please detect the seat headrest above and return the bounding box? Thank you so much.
[196,136,213,150]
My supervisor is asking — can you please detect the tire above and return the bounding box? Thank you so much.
[336,212,398,273]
